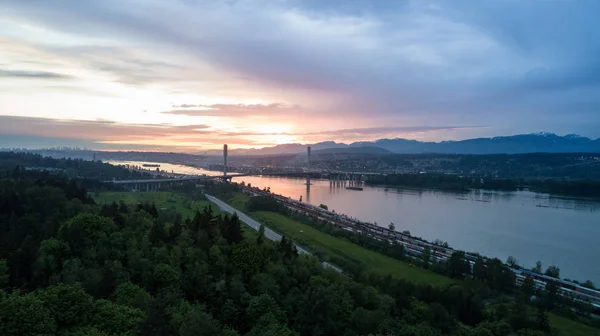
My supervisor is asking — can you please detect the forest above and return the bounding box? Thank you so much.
[366,173,519,192]
[0,151,150,181]
[0,158,599,335]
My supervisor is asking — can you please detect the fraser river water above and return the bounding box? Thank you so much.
[109,161,600,284]
[236,176,600,285]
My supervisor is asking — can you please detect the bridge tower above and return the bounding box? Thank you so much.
[223,144,228,177]
[306,146,311,186]
[307,146,311,174]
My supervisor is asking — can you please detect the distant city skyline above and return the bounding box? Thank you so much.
[2,0,600,150]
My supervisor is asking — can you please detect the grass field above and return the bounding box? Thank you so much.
[94,191,220,218]
[549,313,600,336]
[225,192,452,286]
[229,193,251,210]
[253,210,453,285]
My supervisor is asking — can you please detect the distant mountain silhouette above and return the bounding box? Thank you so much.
[313,146,393,155]
[219,133,600,155]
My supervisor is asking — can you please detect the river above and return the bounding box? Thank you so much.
[107,160,600,284]
[235,176,600,285]
[106,160,224,177]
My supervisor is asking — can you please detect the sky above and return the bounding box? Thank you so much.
[1,0,600,152]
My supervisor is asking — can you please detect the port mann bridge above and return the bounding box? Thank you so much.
[107,145,374,191]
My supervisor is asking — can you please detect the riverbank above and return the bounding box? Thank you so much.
[96,188,597,336]
[208,185,600,334]
[221,192,453,286]
[366,173,600,198]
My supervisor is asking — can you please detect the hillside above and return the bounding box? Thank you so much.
[220,133,600,156]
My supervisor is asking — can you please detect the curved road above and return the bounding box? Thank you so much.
[206,194,341,273]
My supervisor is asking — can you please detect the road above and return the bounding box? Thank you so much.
[206,194,341,273]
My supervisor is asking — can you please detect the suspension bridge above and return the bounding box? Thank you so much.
[106,144,380,191]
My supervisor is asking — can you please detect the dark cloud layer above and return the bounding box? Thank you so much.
[0,69,73,80]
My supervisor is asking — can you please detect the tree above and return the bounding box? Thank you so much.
[92,299,144,336]
[246,312,296,336]
[427,302,456,334]
[111,282,152,310]
[149,221,167,246]
[506,256,518,267]
[138,293,179,336]
[169,214,183,242]
[222,213,243,245]
[58,326,111,336]
[246,294,285,323]
[153,263,180,290]
[532,261,542,273]
[171,302,220,336]
[33,238,71,286]
[278,236,297,260]
[388,222,395,232]
[544,265,560,278]
[448,251,471,278]
[473,257,487,280]
[521,276,535,300]
[581,280,596,290]
[0,293,57,335]
[257,225,265,246]
[59,214,115,256]
[421,247,432,269]
[351,307,386,335]
[543,280,560,310]
[509,300,529,330]
[232,243,262,276]
[535,308,550,334]
[37,283,94,328]
[295,276,353,335]
[0,259,8,289]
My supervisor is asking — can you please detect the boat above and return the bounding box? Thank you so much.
[142,164,161,168]
[345,186,363,191]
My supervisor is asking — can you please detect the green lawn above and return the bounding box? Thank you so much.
[94,191,220,218]
[550,313,600,336]
[251,210,452,285]
[229,193,251,210]
[225,192,452,286]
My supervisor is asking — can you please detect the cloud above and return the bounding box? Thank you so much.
[0,69,73,79]
[0,115,211,141]
[305,125,487,136]
[214,125,487,142]
[0,115,286,149]
[1,0,600,141]
[163,103,304,117]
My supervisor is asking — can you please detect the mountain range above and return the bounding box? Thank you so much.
[209,133,600,156]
